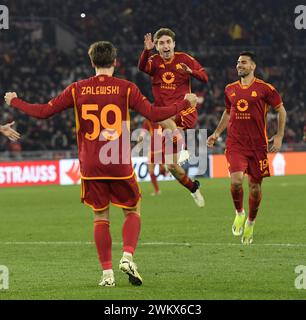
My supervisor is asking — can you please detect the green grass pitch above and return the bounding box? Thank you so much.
[0,175,305,300]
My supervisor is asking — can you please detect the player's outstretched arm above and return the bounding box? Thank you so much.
[4,86,74,119]
[0,121,21,141]
[130,84,196,122]
[269,104,287,153]
[207,110,230,148]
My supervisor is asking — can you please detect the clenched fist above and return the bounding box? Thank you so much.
[184,93,198,108]
[4,92,18,106]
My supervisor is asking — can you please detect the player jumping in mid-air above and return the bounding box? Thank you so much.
[137,119,168,196]
[4,41,197,286]
[0,122,20,141]
[138,28,208,207]
[207,51,286,244]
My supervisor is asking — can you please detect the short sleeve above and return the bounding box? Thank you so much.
[263,84,282,109]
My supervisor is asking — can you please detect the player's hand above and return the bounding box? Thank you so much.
[179,63,192,74]
[269,135,283,153]
[207,132,219,149]
[184,93,198,108]
[0,121,21,141]
[144,33,155,50]
[4,92,18,105]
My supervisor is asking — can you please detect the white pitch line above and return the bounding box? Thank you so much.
[0,241,306,248]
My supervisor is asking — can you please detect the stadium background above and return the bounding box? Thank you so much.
[0,0,306,301]
[0,0,305,155]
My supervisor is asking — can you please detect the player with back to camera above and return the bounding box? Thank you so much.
[4,41,197,287]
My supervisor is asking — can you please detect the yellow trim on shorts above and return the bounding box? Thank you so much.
[83,200,109,212]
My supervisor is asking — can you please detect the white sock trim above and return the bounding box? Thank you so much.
[123,252,133,260]
[235,209,245,215]
[103,269,114,276]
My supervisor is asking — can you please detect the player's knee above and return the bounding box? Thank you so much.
[231,180,243,190]
[249,184,261,198]
[94,211,109,221]
[167,163,176,172]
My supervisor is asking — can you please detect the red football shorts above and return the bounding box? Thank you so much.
[81,174,141,211]
[225,149,270,184]
[175,108,198,129]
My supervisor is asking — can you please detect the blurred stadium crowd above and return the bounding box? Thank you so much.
[0,0,305,153]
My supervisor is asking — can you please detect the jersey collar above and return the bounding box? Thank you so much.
[238,77,256,89]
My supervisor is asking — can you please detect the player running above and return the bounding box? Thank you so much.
[4,41,197,286]
[207,51,286,245]
[0,122,20,141]
[138,28,208,207]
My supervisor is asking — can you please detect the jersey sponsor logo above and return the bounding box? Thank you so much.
[236,99,249,112]
[162,72,175,84]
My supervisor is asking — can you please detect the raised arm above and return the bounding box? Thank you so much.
[138,33,155,75]
[5,84,75,119]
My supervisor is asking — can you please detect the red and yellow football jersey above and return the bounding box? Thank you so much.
[11,75,190,179]
[225,78,282,151]
[139,50,208,115]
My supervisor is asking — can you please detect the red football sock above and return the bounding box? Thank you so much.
[248,192,262,222]
[122,213,141,254]
[178,175,197,193]
[149,172,159,193]
[94,220,112,270]
[230,184,244,213]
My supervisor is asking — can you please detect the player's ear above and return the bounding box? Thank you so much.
[113,59,117,67]
[173,41,176,49]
